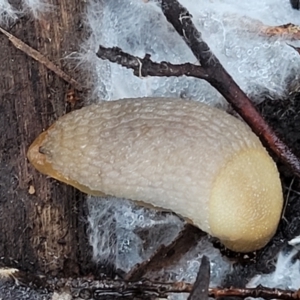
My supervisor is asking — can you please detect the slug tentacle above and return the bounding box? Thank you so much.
[27,97,283,253]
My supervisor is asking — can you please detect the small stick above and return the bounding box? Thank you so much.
[0,26,83,91]
[48,278,300,300]
[125,224,204,281]
[96,46,209,80]
[2,267,300,299]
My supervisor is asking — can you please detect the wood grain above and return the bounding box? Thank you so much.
[0,0,93,276]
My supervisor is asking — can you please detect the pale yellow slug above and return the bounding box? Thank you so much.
[27,97,283,252]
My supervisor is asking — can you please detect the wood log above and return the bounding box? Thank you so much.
[0,0,94,277]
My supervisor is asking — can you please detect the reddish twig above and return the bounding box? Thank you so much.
[47,278,300,300]
[2,266,300,299]
[159,0,300,177]
[209,287,300,300]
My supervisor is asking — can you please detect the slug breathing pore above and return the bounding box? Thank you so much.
[27,97,283,253]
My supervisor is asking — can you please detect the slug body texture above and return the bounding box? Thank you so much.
[28,97,283,252]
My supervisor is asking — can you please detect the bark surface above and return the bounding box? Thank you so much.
[0,0,92,277]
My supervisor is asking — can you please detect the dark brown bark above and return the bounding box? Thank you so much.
[0,0,93,276]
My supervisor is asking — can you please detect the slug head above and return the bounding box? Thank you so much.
[27,126,104,196]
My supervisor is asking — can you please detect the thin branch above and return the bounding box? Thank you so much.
[159,0,300,177]
[125,224,204,281]
[0,26,83,91]
[2,267,300,300]
[46,279,300,300]
[209,287,300,300]
[96,46,209,80]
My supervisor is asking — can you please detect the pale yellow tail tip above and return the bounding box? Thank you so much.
[210,149,283,252]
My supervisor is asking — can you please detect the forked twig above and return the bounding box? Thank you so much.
[97,46,209,80]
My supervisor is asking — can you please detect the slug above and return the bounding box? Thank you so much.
[27,97,283,252]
